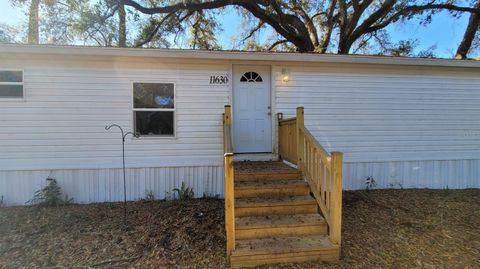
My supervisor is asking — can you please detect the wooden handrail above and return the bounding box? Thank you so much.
[223,105,235,265]
[299,126,331,167]
[277,113,298,164]
[278,107,343,246]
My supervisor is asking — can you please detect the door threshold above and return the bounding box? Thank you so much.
[234,153,278,162]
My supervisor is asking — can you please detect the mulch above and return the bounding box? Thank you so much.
[0,189,479,269]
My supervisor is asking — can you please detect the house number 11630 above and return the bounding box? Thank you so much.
[210,75,229,85]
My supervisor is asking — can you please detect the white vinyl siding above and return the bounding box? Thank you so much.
[0,58,230,171]
[274,65,480,162]
[274,65,480,189]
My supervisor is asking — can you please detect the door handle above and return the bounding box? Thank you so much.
[267,106,272,116]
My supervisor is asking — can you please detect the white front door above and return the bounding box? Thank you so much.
[233,65,272,153]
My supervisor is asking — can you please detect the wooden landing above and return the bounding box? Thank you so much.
[231,161,339,268]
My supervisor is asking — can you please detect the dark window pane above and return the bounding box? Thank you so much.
[0,71,22,82]
[134,83,174,109]
[241,72,263,82]
[135,111,174,136]
[0,84,23,98]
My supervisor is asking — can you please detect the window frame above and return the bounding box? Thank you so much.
[0,69,25,101]
[131,81,177,139]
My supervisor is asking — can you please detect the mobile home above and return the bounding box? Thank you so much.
[0,44,479,206]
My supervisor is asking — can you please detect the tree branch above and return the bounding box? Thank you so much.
[134,12,176,47]
[241,21,265,43]
[456,0,480,59]
[268,39,288,51]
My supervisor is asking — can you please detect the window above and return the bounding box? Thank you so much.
[133,82,175,136]
[0,70,23,99]
[240,71,263,82]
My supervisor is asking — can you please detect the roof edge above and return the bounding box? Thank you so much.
[1,43,479,68]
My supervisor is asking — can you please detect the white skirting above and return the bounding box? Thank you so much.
[0,166,224,206]
[343,159,480,190]
[1,159,478,206]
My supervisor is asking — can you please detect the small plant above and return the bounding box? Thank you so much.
[173,182,194,200]
[365,176,377,191]
[143,189,155,202]
[27,177,73,206]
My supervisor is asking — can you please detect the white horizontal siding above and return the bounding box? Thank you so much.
[0,58,231,170]
[0,166,224,206]
[274,65,480,163]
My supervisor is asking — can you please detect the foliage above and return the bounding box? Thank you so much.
[123,0,480,56]
[0,23,21,43]
[4,0,480,57]
[188,11,221,50]
[72,0,124,46]
[143,189,155,202]
[172,182,194,201]
[0,195,4,207]
[27,177,73,206]
[365,176,377,191]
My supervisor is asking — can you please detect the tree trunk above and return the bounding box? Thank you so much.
[338,38,353,54]
[118,2,127,47]
[455,0,480,59]
[28,0,40,44]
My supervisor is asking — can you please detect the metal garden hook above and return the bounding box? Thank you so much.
[105,124,139,229]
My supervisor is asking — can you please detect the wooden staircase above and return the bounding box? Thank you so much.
[223,106,343,268]
[230,162,339,267]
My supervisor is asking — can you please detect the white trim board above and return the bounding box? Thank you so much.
[1,44,480,68]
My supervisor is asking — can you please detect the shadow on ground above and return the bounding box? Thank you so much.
[0,189,479,268]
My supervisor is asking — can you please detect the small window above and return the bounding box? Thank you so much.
[240,72,263,82]
[133,83,175,136]
[0,70,23,99]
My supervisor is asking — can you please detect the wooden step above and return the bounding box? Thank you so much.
[235,170,302,181]
[236,214,327,239]
[235,179,310,198]
[231,235,340,267]
[235,195,318,217]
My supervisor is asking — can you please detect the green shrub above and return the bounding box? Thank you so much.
[173,182,194,200]
[143,189,155,202]
[28,177,73,206]
[365,176,377,191]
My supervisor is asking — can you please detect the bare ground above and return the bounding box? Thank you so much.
[0,189,479,269]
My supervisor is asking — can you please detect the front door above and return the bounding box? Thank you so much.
[233,65,272,153]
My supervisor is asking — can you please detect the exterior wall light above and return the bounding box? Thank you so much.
[281,67,290,82]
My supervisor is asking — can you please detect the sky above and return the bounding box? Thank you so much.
[0,1,473,58]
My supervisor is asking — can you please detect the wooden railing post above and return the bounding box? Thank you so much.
[224,153,235,264]
[223,105,235,265]
[296,107,304,172]
[224,105,232,126]
[329,151,343,245]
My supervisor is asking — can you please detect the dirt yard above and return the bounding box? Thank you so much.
[0,189,479,269]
